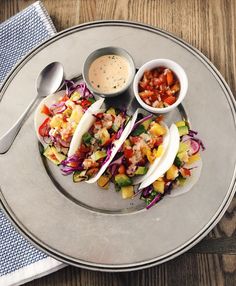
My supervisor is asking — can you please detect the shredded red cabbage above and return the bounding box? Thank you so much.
[50,102,66,114]
[65,80,94,99]
[60,154,84,175]
[116,124,124,140]
[141,186,153,198]
[146,193,162,209]
[189,129,198,136]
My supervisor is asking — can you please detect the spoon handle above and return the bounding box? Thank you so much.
[0,96,39,154]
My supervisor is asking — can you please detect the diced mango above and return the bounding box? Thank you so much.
[166,165,179,180]
[186,153,201,165]
[152,180,165,194]
[141,146,155,163]
[70,91,81,101]
[97,175,110,189]
[177,151,189,163]
[70,105,83,124]
[149,123,166,136]
[121,186,134,199]
[50,114,63,128]
[175,121,186,127]
[153,144,164,158]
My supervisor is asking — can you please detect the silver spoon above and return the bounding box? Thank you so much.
[0,62,64,154]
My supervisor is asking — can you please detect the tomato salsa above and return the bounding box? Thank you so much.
[138,67,180,108]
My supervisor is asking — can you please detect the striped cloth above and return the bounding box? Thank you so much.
[0,2,64,285]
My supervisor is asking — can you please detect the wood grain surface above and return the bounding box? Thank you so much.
[1,0,236,285]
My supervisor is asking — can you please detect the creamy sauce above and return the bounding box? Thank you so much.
[88,54,130,93]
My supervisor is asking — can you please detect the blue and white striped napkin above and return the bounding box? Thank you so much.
[0,2,64,285]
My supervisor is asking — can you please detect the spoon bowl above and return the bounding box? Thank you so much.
[37,62,64,96]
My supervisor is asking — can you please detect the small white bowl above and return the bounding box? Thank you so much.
[133,59,188,114]
[83,46,136,98]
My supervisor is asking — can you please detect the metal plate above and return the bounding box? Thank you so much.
[0,21,235,271]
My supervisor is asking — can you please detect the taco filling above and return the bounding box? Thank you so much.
[61,107,130,181]
[38,82,96,164]
[97,115,168,198]
[139,121,205,209]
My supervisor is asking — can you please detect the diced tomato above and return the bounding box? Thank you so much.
[139,81,148,90]
[138,67,180,108]
[38,117,50,137]
[81,99,92,108]
[180,168,191,177]
[159,74,166,84]
[76,144,90,155]
[146,85,154,91]
[139,91,154,99]
[118,165,126,174]
[171,82,180,94]
[166,70,174,85]
[155,115,164,123]
[41,104,52,116]
[164,96,176,105]
[124,148,133,159]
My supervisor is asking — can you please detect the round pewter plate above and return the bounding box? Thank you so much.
[0,21,235,271]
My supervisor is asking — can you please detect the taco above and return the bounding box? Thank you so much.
[97,111,170,198]
[138,121,204,209]
[60,107,139,183]
[34,81,104,165]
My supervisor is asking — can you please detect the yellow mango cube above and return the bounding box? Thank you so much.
[149,123,166,136]
[70,91,81,101]
[141,147,154,163]
[70,106,83,124]
[121,186,134,199]
[166,165,179,180]
[147,151,155,164]
[50,114,63,128]
[175,121,186,127]
[153,144,164,158]
[152,180,165,194]
[97,175,110,189]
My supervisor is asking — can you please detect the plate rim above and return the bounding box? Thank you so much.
[0,20,236,271]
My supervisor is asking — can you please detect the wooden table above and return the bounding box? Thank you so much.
[1,0,236,285]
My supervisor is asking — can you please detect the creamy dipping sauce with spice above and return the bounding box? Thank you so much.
[88,54,130,93]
